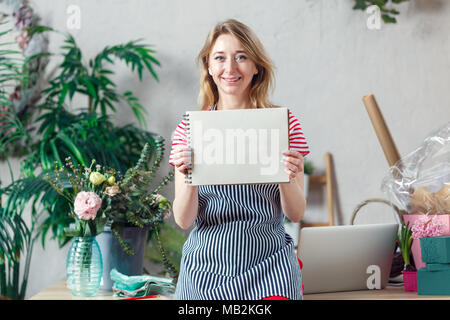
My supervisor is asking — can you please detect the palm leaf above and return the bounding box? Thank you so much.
[0,202,33,299]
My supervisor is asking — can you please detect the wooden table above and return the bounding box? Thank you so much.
[29,279,171,300]
[304,285,450,300]
[30,279,450,300]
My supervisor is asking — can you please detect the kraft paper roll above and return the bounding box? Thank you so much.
[362,94,401,167]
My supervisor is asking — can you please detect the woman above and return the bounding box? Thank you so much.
[168,19,310,300]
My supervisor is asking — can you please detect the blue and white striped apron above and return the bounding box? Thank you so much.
[174,183,303,300]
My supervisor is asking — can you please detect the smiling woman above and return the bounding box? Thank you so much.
[169,18,309,300]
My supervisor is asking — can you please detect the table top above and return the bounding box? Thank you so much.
[29,279,171,300]
[29,279,450,300]
[304,285,450,300]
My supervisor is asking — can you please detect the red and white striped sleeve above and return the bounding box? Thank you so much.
[168,119,188,167]
[288,110,310,157]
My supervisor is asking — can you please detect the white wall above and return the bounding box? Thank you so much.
[1,0,449,298]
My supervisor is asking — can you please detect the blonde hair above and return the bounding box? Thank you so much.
[196,19,277,110]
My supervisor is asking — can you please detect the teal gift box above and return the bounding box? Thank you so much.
[417,236,450,295]
[417,265,450,295]
[420,236,450,264]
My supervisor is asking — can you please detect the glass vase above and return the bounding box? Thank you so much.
[66,236,103,297]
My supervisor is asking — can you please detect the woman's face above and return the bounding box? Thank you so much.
[208,34,258,100]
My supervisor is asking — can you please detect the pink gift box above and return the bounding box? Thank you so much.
[402,214,450,270]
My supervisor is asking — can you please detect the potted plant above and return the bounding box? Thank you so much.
[399,221,417,292]
[96,141,177,290]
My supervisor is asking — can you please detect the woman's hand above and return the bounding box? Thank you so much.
[279,149,306,222]
[172,146,192,175]
[281,150,304,180]
[172,146,198,230]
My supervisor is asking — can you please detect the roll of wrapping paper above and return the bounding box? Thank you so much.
[362,94,401,167]
[363,94,408,217]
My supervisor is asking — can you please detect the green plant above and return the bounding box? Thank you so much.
[1,30,164,248]
[41,33,158,127]
[102,141,177,281]
[353,0,410,23]
[399,221,416,271]
[29,31,161,169]
[0,208,33,300]
[104,141,173,231]
[0,20,42,301]
[0,21,33,173]
[304,161,314,176]
[0,1,51,157]
[146,223,186,282]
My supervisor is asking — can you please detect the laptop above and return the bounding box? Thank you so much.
[297,223,398,294]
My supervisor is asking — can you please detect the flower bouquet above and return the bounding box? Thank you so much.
[45,157,113,237]
[45,157,116,296]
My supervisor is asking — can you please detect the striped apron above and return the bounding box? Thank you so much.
[174,183,303,300]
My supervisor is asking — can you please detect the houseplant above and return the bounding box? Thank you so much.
[97,141,177,290]
[399,221,417,292]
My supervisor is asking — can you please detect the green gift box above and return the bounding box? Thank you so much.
[425,263,450,272]
[420,236,450,264]
[417,267,450,295]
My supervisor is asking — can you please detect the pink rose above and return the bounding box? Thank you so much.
[74,191,102,220]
